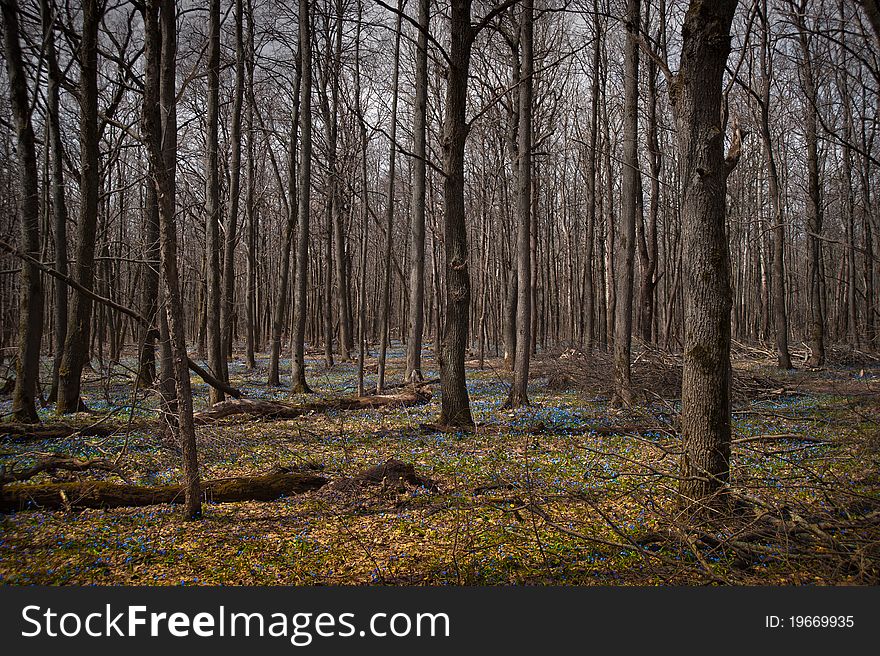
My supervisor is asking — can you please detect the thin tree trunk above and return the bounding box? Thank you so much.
[405,0,430,383]
[268,59,301,387]
[205,0,224,402]
[795,1,825,367]
[377,3,403,392]
[291,0,313,394]
[759,2,793,369]
[57,0,101,414]
[41,0,68,403]
[506,0,533,409]
[142,0,201,520]
[244,0,257,368]
[613,0,640,406]
[222,0,247,377]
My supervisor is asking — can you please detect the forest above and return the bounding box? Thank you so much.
[0,0,878,586]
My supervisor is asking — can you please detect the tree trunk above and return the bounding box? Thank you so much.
[438,0,475,429]
[222,0,247,377]
[613,0,640,406]
[2,0,43,423]
[758,2,792,369]
[405,0,430,383]
[377,3,403,392]
[244,0,258,368]
[142,0,202,520]
[795,1,825,367]
[671,0,739,505]
[41,0,69,403]
[57,0,101,414]
[268,58,301,387]
[1,473,327,513]
[290,0,313,394]
[506,0,533,409]
[205,0,224,403]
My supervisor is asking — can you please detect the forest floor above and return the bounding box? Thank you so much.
[1,342,878,585]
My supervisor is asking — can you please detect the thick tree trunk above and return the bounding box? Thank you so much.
[671,0,739,505]
[2,0,43,424]
[57,0,101,414]
[192,388,430,424]
[405,0,430,383]
[438,0,475,429]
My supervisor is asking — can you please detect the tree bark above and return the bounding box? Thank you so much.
[795,1,825,367]
[2,0,43,423]
[205,0,224,403]
[290,0,313,394]
[505,0,534,409]
[671,0,739,505]
[1,473,327,513]
[142,0,202,520]
[758,2,793,369]
[41,0,69,403]
[377,2,404,392]
[613,0,640,406]
[57,0,101,414]
[405,0,430,383]
[268,57,301,387]
[438,0,475,429]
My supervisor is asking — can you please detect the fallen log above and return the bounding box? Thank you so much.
[193,388,431,425]
[0,472,328,512]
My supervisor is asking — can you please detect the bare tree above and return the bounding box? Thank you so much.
[205,0,224,403]
[613,0,640,406]
[142,0,202,520]
[505,0,534,409]
[671,0,741,505]
[57,0,103,414]
[2,0,43,423]
[291,0,314,394]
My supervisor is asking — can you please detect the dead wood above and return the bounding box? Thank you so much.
[192,388,431,425]
[0,471,328,512]
[1,423,117,441]
[0,455,119,484]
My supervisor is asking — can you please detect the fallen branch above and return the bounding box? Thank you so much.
[1,472,327,512]
[1,423,117,441]
[193,388,430,425]
[0,455,119,484]
[733,433,828,445]
[0,238,242,400]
